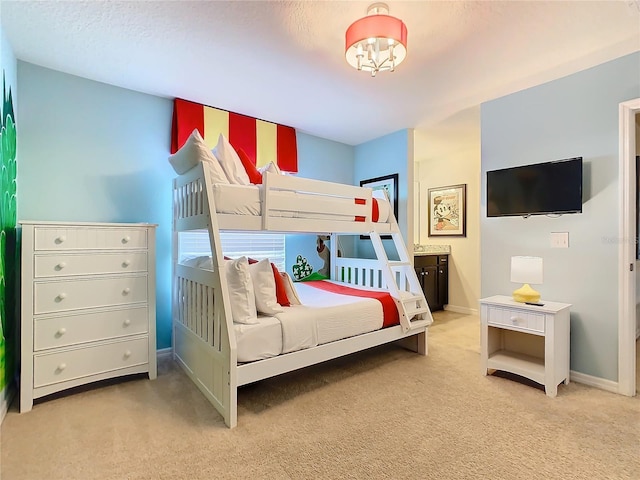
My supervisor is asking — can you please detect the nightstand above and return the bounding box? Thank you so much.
[480,295,571,397]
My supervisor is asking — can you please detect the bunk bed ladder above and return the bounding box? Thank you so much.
[369,230,433,332]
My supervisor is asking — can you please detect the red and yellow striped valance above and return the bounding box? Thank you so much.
[171,98,298,173]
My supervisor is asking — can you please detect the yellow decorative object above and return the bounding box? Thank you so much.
[512,283,541,303]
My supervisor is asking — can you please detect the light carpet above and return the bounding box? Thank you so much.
[1,311,639,480]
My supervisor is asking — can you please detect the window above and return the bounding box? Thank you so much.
[178,231,286,271]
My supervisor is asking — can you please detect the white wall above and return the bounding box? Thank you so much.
[414,107,481,313]
[481,52,640,381]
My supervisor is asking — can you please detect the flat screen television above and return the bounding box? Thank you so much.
[486,157,583,217]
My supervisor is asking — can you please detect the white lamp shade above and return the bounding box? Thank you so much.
[510,256,543,285]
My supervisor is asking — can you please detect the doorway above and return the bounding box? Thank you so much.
[618,98,639,396]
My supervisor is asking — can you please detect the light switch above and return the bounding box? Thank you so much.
[550,232,569,248]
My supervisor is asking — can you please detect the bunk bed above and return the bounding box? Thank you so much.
[172,160,433,428]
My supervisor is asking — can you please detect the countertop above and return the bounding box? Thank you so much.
[413,244,451,255]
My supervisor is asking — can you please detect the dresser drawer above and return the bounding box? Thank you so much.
[33,337,148,388]
[486,306,545,334]
[34,252,147,278]
[34,227,147,251]
[34,276,147,314]
[34,306,149,351]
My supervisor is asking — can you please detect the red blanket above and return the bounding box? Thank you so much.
[304,280,399,328]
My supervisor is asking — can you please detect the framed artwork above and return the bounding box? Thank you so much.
[360,173,399,239]
[427,184,466,237]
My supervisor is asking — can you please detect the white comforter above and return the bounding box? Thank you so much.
[235,282,383,361]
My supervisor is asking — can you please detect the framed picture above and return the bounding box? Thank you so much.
[427,184,466,237]
[360,173,398,239]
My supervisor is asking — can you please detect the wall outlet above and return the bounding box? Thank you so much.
[550,232,569,248]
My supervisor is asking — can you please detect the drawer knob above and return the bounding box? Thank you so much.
[55,235,66,244]
[122,288,131,295]
[56,327,67,337]
[56,262,67,270]
[122,260,131,267]
[56,363,67,372]
[123,318,131,327]
[122,236,131,244]
[510,316,521,324]
[56,293,67,301]
[123,350,132,359]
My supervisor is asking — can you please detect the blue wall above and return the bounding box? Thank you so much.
[16,62,367,349]
[481,52,640,381]
[284,133,355,275]
[354,129,411,259]
[17,62,176,349]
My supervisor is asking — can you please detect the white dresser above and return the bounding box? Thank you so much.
[20,221,157,412]
[480,295,571,397]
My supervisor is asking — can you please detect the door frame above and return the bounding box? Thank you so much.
[618,97,639,396]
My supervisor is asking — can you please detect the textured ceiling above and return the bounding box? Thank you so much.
[2,1,639,145]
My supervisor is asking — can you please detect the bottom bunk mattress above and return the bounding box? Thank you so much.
[235,281,398,363]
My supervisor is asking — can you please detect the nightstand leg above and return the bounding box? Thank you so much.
[545,384,558,397]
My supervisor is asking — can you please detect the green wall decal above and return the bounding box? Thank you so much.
[0,70,17,390]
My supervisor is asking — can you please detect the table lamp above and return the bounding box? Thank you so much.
[510,256,543,303]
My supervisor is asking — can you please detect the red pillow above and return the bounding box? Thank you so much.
[237,148,263,185]
[270,263,290,307]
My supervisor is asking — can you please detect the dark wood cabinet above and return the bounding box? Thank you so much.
[414,254,448,311]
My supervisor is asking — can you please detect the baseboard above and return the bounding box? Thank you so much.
[157,347,172,361]
[443,304,478,315]
[1,382,16,423]
[570,370,619,394]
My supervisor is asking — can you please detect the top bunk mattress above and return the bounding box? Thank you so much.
[212,183,391,223]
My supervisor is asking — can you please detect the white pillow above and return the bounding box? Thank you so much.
[212,133,250,185]
[168,129,229,184]
[225,257,258,324]
[248,259,284,315]
[280,272,301,306]
[181,255,214,270]
[258,161,282,176]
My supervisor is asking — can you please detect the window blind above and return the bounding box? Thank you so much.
[178,231,286,271]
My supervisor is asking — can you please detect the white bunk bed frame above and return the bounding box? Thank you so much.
[172,162,433,428]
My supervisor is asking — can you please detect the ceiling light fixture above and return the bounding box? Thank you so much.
[345,3,407,77]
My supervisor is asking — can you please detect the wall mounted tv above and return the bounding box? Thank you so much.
[486,157,583,217]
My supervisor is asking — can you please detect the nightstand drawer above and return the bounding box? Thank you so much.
[34,227,147,251]
[487,306,545,334]
[34,275,147,314]
[33,337,148,388]
[34,252,148,278]
[34,306,149,351]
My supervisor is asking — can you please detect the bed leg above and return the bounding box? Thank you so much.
[395,331,427,356]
